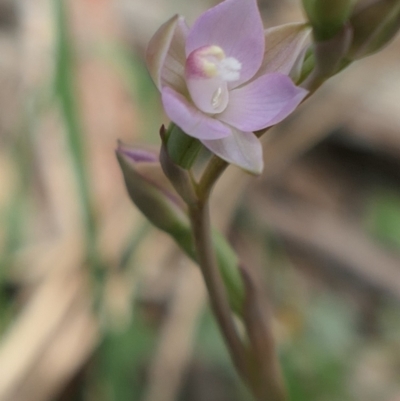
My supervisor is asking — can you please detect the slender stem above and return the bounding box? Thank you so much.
[197,156,228,198]
[188,199,250,384]
[241,270,287,401]
[192,154,291,400]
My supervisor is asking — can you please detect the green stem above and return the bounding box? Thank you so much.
[241,270,288,401]
[169,222,244,315]
[197,156,228,198]
[191,152,289,400]
[188,199,251,386]
[189,197,288,401]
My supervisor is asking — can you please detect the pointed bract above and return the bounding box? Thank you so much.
[160,128,198,205]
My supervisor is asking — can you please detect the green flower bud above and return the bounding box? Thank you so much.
[116,141,190,236]
[116,141,244,314]
[302,0,356,40]
[349,0,400,59]
[301,25,352,91]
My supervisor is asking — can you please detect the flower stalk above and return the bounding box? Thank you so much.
[117,0,400,399]
[188,198,250,382]
[188,193,287,401]
[241,267,287,401]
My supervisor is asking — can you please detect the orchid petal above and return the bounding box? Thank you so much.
[202,129,263,174]
[162,87,231,140]
[146,14,189,93]
[219,73,308,132]
[185,0,264,87]
[254,23,311,79]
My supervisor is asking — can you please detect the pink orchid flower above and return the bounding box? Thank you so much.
[146,0,310,174]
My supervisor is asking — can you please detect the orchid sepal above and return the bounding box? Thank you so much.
[255,22,312,80]
[146,14,188,94]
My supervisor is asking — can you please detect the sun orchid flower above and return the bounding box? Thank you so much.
[146,0,310,174]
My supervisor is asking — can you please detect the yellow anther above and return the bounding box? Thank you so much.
[206,46,225,60]
[198,45,225,60]
[202,60,219,77]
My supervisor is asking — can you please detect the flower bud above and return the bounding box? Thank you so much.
[313,24,353,77]
[300,25,353,90]
[348,0,400,59]
[302,0,356,40]
[116,141,190,235]
[116,141,244,314]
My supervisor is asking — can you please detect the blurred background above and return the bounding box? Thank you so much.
[0,0,400,400]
